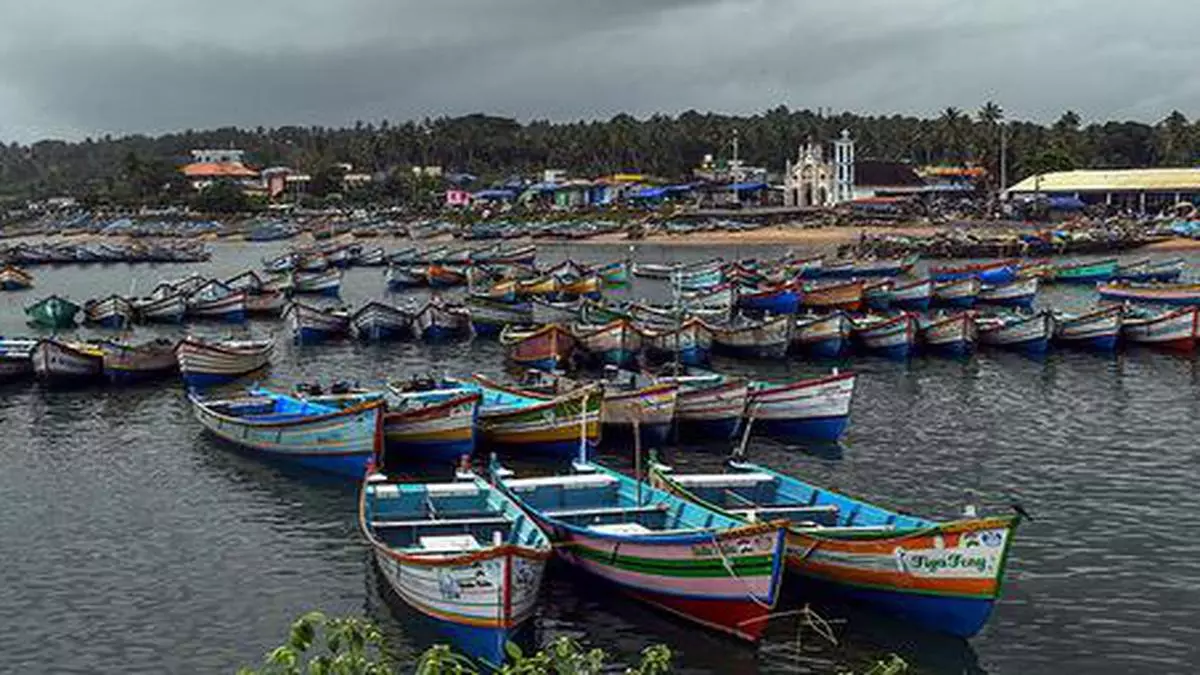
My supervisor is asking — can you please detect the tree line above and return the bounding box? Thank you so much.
[0,103,1195,206]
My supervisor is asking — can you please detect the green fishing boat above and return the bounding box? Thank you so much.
[25,295,82,329]
[1051,258,1118,283]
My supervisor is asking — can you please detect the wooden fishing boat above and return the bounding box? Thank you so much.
[543,259,590,282]
[465,296,532,337]
[708,315,792,359]
[350,301,413,342]
[0,338,36,382]
[25,294,81,329]
[517,275,561,298]
[225,270,266,293]
[572,319,643,367]
[819,254,917,279]
[32,338,104,383]
[382,383,481,463]
[245,289,288,316]
[862,279,894,311]
[175,336,273,388]
[286,302,350,344]
[978,277,1038,308]
[359,468,550,666]
[326,246,354,269]
[354,247,388,267]
[850,313,917,359]
[648,459,1020,638]
[530,298,580,325]
[471,375,600,456]
[1053,306,1122,352]
[84,295,135,329]
[500,324,576,371]
[187,282,248,323]
[630,302,727,328]
[558,275,603,300]
[930,260,1018,284]
[426,265,467,288]
[801,280,864,312]
[1015,259,1054,280]
[414,298,473,341]
[737,282,800,315]
[387,247,420,266]
[746,371,856,442]
[297,252,330,272]
[492,460,786,642]
[579,298,630,325]
[672,260,726,290]
[792,312,851,358]
[1097,281,1200,306]
[0,264,33,290]
[489,243,537,266]
[596,260,630,286]
[293,268,343,296]
[918,312,977,356]
[599,381,678,448]
[976,312,1054,354]
[263,253,296,273]
[932,277,981,309]
[784,254,825,279]
[1114,257,1185,283]
[387,265,425,290]
[189,387,383,478]
[888,278,932,311]
[1051,258,1118,284]
[1120,306,1199,351]
[656,375,748,441]
[640,318,713,366]
[133,292,186,323]
[682,283,737,313]
[100,338,178,383]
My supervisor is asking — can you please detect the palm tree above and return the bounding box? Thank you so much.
[938,107,967,163]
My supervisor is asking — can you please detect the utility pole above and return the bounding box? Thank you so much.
[999,123,1008,194]
[731,128,740,165]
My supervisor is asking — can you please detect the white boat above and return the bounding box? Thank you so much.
[133,293,186,323]
[1120,306,1198,351]
[350,301,414,341]
[286,302,350,343]
[32,339,104,383]
[707,315,792,359]
[175,336,273,388]
[414,298,472,341]
[293,269,343,296]
[976,312,1054,353]
[746,371,856,442]
[0,338,37,382]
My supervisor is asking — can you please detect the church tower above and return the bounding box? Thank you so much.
[833,129,855,204]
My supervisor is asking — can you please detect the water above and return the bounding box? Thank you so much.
[1,241,1199,673]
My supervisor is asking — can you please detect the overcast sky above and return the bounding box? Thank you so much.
[1,0,1198,143]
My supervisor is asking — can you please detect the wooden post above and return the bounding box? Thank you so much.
[634,416,643,507]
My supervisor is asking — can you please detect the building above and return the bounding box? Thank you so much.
[783,131,855,207]
[445,189,472,207]
[852,161,927,199]
[190,149,246,164]
[1004,168,1200,213]
[181,148,258,191]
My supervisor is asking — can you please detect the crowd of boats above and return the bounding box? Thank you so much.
[0,240,210,266]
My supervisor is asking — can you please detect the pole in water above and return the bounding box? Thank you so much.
[633,416,643,507]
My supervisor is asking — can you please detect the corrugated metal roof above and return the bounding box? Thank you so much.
[1007,168,1200,193]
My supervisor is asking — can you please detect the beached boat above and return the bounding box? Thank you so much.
[100,338,178,383]
[933,277,981,309]
[133,292,186,323]
[186,282,248,323]
[851,313,917,359]
[682,283,737,313]
[862,279,894,311]
[599,381,678,448]
[286,302,350,343]
[471,376,601,456]
[517,276,561,298]
[648,460,1020,638]
[492,460,786,641]
[25,295,81,329]
[84,295,135,329]
[930,260,1018,285]
[1097,281,1200,306]
[354,247,388,267]
[0,264,33,290]
[414,298,473,341]
[500,324,576,371]
[189,387,383,478]
[1114,257,1185,283]
[640,318,713,366]
[918,312,977,356]
[978,277,1038,308]
[490,243,537,266]
[708,315,792,359]
[32,338,104,383]
[1053,306,1122,351]
[465,296,532,337]
[350,301,413,342]
[888,278,933,311]
[976,312,1054,354]
[382,383,481,463]
[359,469,550,666]
[293,268,343,296]
[657,375,748,441]
[0,339,36,382]
[746,372,856,442]
[801,280,864,312]
[1051,259,1118,284]
[792,312,851,359]
[737,282,800,315]
[573,319,643,367]
[558,275,603,300]
[387,265,425,290]
[1120,306,1198,351]
[175,337,273,388]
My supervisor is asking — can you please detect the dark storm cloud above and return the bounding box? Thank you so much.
[2,0,1200,142]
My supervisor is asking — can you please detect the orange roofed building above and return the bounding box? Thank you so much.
[181,149,260,190]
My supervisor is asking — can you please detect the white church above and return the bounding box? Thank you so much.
[783,130,856,207]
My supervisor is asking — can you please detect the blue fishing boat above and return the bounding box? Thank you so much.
[933,277,981,309]
[383,381,481,463]
[286,302,350,344]
[188,387,384,478]
[387,265,425,290]
[976,311,1054,354]
[737,282,800,314]
[1114,257,1185,283]
[978,277,1039,308]
[465,296,532,337]
[1053,306,1122,352]
[918,313,977,356]
[655,375,748,442]
[791,313,851,358]
[851,313,916,360]
[890,279,933,311]
[350,301,413,342]
[360,468,551,667]
[930,260,1018,285]
[747,372,857,442]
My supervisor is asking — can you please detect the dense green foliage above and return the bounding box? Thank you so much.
[3,104,1194,201]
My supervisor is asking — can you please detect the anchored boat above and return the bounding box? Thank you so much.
[175,336,273,388]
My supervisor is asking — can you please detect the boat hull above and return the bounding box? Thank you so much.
[747,373,855,442]
[175,338,273,388]
[382,394,479,464]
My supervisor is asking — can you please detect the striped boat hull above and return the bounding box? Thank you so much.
[852,314,916,359]
[919,313,977,355]
[891,279,933,311]
[978,278,1038,308]
[1054,307,1122,352]
[293,269,343,296]
[383,393,479,463]
[1097,282,1200,306]
[601,383,678,448]
[477,387,601,456]
[1121,307,1198,351]
[747,372,856,442]
[641,319,712,365]
[933,278,981,309]
[574,320,643,367]
[134,294,186,323]
[351,302,413,342]
[709,316,791,359]
[977,312,1053,353]
[802,281,864,312]
[674,379,748,441]
[101,340,178,383]
[175,338,273,388]
[33,339,104,383]
[792,313,850,358]
[414,302,472,342]
[287,303,349,343]
[187,291,248,323]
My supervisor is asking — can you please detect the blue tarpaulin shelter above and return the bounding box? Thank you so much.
[629,186,669,199]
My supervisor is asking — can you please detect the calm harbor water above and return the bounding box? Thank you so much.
[1,241,1199,673]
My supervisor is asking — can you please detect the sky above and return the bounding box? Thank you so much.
[1,0,1199,143]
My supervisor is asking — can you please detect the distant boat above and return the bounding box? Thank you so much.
[1051,259,1118,284]
[1053,306,1122,352]
[465,296,532,337]
[386,265,425,290]
[599,380,678,448]
[978,277,1039,308]
[933,277,981,309]
[649,459,1020,638]
[25,294,81,329]
[801,280,864,312]
[293,268,343,296]
[425,265,467,289]
[383,382,481,463]
[746,372,856,442]
[84,295,135,329]
[286,302,350,344]
[573,319,643,367]
[32,338,104,384]
[245,289,288,316]
[862,279,894,311]
[471,375,600,456]
[639,318,712,366]
[132,293,186,324]
[596,260,630,286]
[413,298,472,341]
[101,338,179,383]
[930,260,1017,284]
[851,313,917,359]
[819,254,917,279]
[976,312,1054,354]
[708,315,792,359]
[1097,281,1200,306]
[359,468,550,666]
[0,264,33,290]
[558,274,603,300]
[0,338,36,382]
[175,336,273,388]
[530,298,580,325]
[792,312,851,359]
[737,282,800,315]
[516,275,561,298]
[492,460,786,642]
[186,282,248,323]
[189,387,383,478]
[500,323,576,371]
[1114,257,1185,283]
[353,247,387,267]
[658,375,748,441]
[1120,306,1198,351]
[918,312,977,356]
[350,301,413,342]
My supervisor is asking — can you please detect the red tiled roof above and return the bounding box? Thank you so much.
[182,162,259,178]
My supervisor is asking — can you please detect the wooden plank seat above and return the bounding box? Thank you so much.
[370,516,510,529]
[542,504,668,519]
[729,505,839,519]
